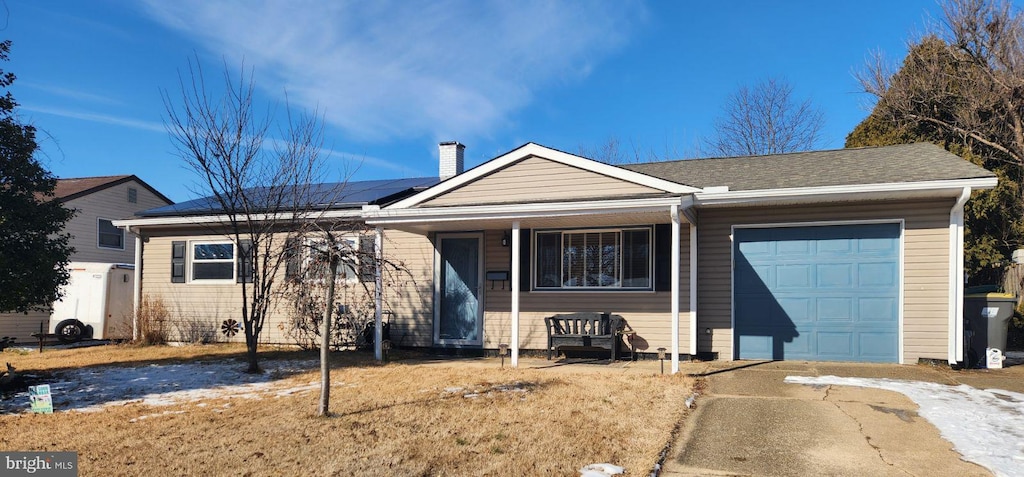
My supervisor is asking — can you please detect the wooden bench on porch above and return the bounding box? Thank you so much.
[544,312,625,361]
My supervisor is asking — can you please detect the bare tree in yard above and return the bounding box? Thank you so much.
[706,77,826,157]
[855,0,1024,282]
[281,224,413,416]
[163,61,326,373]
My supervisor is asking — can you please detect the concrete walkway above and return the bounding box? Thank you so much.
[662,361,999,477]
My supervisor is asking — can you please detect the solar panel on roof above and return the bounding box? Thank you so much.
[136,177,439,217]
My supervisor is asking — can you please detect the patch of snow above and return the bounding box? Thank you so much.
[580,463,624,477]
[129,410,186,422]
[784,375,1024,477]
[0,359,318,414]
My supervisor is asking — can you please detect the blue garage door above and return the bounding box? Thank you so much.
[734,224,900,362]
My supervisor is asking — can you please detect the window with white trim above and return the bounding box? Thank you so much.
[302,237,359,282]
[534,227,651,290]
[191,241,235,281]
[97,218,125,250]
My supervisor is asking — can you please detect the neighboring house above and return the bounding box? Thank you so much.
[115,142,997,371]
[0,175,173,343]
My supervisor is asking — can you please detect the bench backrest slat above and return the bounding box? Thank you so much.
[545,312,623,337]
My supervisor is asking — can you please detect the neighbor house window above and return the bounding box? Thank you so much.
[191,241,235,281]
[97,218,125,249]
[534,228,651,290]
[127,187,138,203]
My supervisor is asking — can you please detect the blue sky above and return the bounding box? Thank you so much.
[8,1,945,203]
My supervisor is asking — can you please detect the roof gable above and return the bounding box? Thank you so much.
[389,143,699,209]
[55,175,173,204]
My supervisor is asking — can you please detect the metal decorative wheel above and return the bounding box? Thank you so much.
[221,319,241,337]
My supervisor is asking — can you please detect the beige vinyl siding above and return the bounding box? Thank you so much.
[696,199,954,364]
[480,226,693,355]
[422,156,665,207]
[382,230,434,347]
[139,228,436,346]
[63,181,171,263]
[141,231,249,343]
[0,310,50,343]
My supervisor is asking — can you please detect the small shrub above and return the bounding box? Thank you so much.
[173,315,218,344]
[137,295,169,345]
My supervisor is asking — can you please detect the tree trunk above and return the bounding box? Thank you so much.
[319,256,339,416]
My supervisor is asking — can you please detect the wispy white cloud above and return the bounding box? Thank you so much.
[138,0,645,142]
[22,105,166,133]
[19,82,123,106]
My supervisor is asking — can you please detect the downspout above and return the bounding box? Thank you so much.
[948,187,971,365]
[681,198,698,360]
[670,205,681,374]
[689,220,698,357]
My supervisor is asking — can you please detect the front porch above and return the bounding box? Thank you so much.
[369,201,698,373]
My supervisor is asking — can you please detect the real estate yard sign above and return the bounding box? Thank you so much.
[29,384,53,414]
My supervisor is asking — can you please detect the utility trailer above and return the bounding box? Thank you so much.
[49,262,135,343]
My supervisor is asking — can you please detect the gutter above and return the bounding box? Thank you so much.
[366,196,685,225]
[694,178,998,207]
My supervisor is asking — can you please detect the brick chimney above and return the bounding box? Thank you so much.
[439,141,465,179]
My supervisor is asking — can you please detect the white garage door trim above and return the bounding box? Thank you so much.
[730,219,905,364]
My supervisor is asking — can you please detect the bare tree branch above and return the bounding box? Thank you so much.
[706,77,826,157]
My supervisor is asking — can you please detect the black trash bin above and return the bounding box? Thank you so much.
[964,292,1016,368]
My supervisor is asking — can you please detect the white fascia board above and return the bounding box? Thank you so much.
[388,143,698,209]
[367,196,685,225]
[112,209,364,229]
[694,177,998,207]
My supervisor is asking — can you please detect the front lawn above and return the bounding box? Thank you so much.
[0,344,693,476]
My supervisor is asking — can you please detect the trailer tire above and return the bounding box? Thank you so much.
[55,319,86,344]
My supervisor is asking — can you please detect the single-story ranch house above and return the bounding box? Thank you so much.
[114,142,996,372]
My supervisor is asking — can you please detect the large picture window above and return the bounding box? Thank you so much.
[534,228,651,290]
[191,242,235,281]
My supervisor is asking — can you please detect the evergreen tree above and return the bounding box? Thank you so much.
[0,40,75,312]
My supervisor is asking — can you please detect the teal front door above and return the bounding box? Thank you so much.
[435,233,483,346]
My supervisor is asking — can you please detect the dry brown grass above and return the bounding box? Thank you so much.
[1,344,694,476]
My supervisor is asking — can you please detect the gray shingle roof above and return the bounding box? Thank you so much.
[620,143,995,191]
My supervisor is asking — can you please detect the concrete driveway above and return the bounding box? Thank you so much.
[662,361,1006,477]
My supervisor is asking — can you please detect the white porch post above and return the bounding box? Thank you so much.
[671,205,681,374]
[374,226,384,362]
[132,231,142,341]
[948,187,971,365]
[689,222,698,358]
[511,221,521,368]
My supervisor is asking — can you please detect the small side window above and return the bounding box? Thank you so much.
[98,218,125,250]
[127,187,138,203]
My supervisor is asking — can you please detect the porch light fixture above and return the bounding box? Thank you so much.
[657,347,667,375]
[501,231,511,247]
[498,343,509,368]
